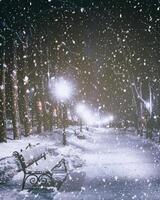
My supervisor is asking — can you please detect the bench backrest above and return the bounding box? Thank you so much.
[13,146,46,172]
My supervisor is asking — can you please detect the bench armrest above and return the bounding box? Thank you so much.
[51,158,67,173]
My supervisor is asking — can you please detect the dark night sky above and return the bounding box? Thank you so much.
[0,0,160,119]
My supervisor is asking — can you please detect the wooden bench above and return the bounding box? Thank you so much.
[13,144,68,190]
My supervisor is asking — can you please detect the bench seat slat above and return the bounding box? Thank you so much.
[21,146,46,167]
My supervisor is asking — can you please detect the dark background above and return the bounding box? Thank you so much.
[0,0,160,120]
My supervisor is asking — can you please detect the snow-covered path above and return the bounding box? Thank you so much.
[57,128,160,200]
[1,128,160,200]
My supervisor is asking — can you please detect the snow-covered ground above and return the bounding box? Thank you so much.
[1,127,160,199]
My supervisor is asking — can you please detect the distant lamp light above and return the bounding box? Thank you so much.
[153,115,157,120]
[37,101,42,111]
[145,101,152,115]
[76,103,86,114]
[109,115,114,121]
[145,102,151,110]
[99,115,114,125]
[76,103,94,125]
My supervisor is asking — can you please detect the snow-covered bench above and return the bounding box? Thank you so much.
[13,144,68,190]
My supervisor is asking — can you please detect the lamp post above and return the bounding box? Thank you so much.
[76,103,86,132]
[61,104,67,145]
[54,78,72,145]
[76,103,91,131]
[79,119,83,132]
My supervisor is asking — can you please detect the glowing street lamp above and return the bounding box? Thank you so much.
[99,115,114,126]
[145,102,150,110]
[54,78,72,101]
[76,103,86,116]
[76,103,95,130]
[76,102,114,130]
[145,101,152,116]
[76,103,87,132]
[54,77,73,145]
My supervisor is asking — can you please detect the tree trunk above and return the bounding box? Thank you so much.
[10,41,21,140]
[129,77,139,133]
[34,62,43,133]
[35,76,48,132]
[39,43,48,131]
[138,81,143,136]
[35,96,43,133]
[149,82,152,117]
[41,76,48,131]
[22,44,32,136]
[34,41,48,132]
[62,104,67,145]
[0,60,7,142]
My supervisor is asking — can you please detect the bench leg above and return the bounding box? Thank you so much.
[56,173,68,190]
[22,174,26,190]
[56,181,62,190]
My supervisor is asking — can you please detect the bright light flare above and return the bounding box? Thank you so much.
[76,103,86,114]
[50,77,72,101]
[76,103,95,125]
[76,103,114,126]
[145,102,150,110]
[97,115,114,126]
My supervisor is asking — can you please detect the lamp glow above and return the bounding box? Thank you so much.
[76,103,114,126]
[76,103,94,125]
[76,103,86,115]
[54,78,72,101]
[145,102,150,110]
[49,77,73,145]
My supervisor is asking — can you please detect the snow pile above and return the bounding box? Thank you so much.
[20,145,46,168]
[48,144,85,170]
[0,156,18,183]
[69,155,85,168]
[1,127,160,199]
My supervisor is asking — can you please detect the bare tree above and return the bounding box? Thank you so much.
[0,35,7,142]
[22,40,32,136]
[10,40,21,140]
[132,80,152,115]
